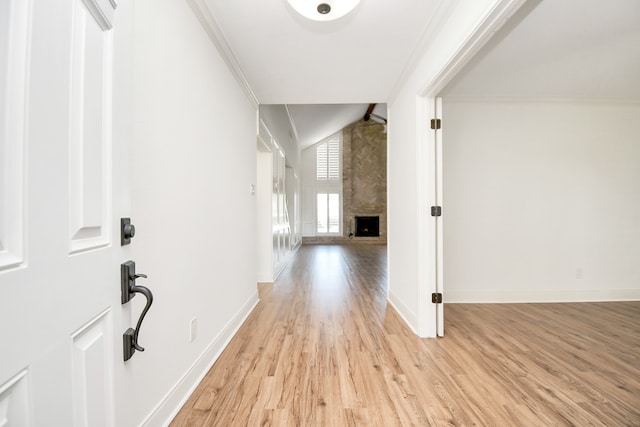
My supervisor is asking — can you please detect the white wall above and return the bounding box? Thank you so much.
[387,0,507,336]
[128,0,258,425]
[259,105,300,171]
[256,146,273,282]
[285,166,302,247]
[259,106,302,259]
[443,100,640,302]
[301,145,317,236]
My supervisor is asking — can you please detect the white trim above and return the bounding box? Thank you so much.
[387,291,418,336]
[412,0,528,339]
[415,96,435,338]
[186,0,259,108]
[434,97,444,337]
[445,289,640,304]
[418,0,527,97]
[141,291,260,427]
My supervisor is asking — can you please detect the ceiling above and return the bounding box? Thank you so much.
[203,0,640,147]
[203,0,444,104]
[286,103,387,149]
[441,0,640,100]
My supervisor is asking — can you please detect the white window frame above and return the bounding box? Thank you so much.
[309,131,343,236]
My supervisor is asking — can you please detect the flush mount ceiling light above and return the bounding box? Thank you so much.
[287,0,360,22]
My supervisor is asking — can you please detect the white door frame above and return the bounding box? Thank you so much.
[414,0,527,337]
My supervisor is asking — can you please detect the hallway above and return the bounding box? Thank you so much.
[171,244,640,426]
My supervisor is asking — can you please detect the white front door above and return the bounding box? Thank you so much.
[0,0,133,424]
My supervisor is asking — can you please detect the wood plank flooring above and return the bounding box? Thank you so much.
[171,244,640,426]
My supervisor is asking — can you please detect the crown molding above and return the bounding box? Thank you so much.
[387,0,452,102]
[419,0,528,97]
[187,0,260,108]
[388,0,527,103]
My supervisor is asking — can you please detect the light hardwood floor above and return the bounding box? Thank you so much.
[171,244,640,426]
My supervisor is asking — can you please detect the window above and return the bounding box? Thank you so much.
[316,138,340,181]
[317,193,339,233]
[316,136,340,234]
[301,132,342,237]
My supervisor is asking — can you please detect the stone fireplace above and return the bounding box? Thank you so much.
[303,118,387,244]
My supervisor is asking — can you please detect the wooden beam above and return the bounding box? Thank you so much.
[364,103,376,121]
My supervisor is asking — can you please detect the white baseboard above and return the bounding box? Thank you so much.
[141,291,260,427]
[445,289,640,303]
[387,291,417,334]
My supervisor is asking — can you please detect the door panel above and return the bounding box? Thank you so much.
[0,370,30,426]
[68,0,114,254]
[71,308,114,427]
[0,0,129,424]
[0,0,29,271]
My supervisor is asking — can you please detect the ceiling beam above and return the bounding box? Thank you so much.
[363,103,376,121]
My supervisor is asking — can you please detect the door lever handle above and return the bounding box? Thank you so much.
[121,260,154,361]
[125,283,153,353]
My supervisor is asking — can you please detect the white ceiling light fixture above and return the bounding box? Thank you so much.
[286,0,361,22]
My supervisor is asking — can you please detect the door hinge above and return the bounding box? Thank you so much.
[430,118,441,130]
[432,293,443,304]
[431,206,442,217]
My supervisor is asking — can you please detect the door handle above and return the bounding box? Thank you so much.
[121,260,154,361]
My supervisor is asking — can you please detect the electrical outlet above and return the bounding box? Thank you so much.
[189,317,197,342]
[576,268,584,279]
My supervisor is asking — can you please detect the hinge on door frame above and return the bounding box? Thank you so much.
[431,206,442,217]
[432,293,443,304]
[430,118,441,130]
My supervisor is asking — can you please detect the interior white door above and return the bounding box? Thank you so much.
[435,97,444,337]
[0,0,132,425]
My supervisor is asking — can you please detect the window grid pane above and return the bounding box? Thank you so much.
[328,139,340,181]
[316,143,327,181]
[317,193,327,233]
[328,193,339,233]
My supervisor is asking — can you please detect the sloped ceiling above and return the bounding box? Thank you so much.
[287,103,387,149]
[441,0,640,100]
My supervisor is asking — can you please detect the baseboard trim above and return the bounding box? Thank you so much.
[387,291,417,334]
[445,289,640,303]
[141,291,260,427]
